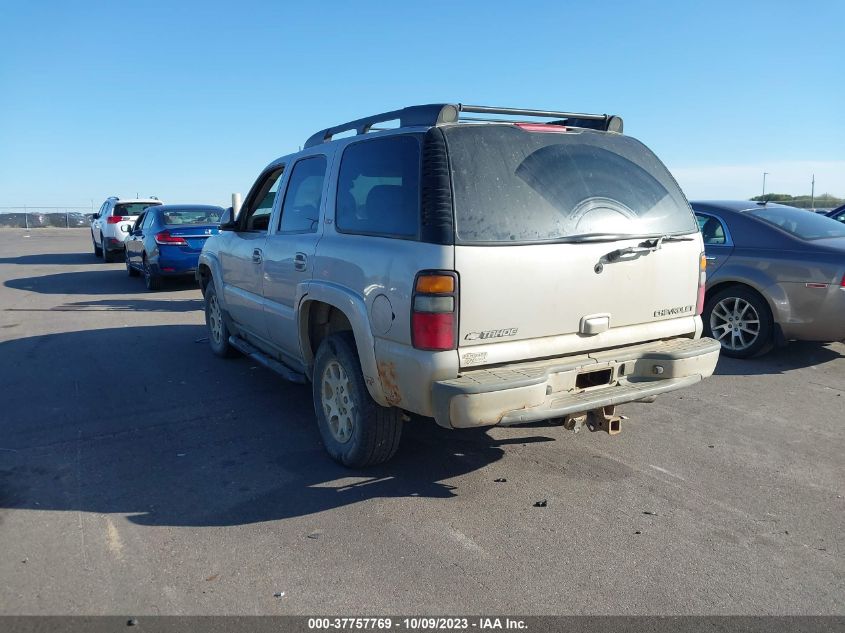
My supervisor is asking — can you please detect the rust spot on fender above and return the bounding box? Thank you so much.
[377,361,402,406]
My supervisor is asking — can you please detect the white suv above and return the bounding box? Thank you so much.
[91,197,162,262]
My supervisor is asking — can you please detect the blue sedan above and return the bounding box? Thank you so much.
[125,204,225,290]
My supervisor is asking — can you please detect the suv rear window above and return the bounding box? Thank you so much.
[444,126,696,244]
[115,202,160,216]
[747,205,845,240]
[336,135,420,238]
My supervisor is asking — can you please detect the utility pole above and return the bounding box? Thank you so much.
[762,172,769,198]
[810,174,815,211]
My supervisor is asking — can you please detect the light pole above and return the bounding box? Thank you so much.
[762,172,769,199]
[810,174,815,210]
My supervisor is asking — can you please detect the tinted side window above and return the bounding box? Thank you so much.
[243,168,284,232]
[278,156,327,233]
[336,136,420,237]
[696,213,727,245]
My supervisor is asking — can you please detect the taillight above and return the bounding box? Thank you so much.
[412,272,458,351]
[155,230,187,246]
[107,215,126,224]
[514,123,568,133]
[840,274,845,289]
[696,252,707,315]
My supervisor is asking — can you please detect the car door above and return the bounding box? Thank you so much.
[262,154,329,360]
[91,202,107,244]
[696,212,734,273]
[219,165,285,342]
[126,211,146,266]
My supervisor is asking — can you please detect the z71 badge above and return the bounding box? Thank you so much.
[465,328,518,341]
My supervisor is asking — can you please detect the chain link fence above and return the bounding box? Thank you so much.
[0,207,94,229]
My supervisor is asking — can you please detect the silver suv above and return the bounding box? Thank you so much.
[198,104,720,467]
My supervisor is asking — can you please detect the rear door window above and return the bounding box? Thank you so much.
[445,125,697,243]
[335,135,420,238]
[278,156,327,233]
[696,213,729,245]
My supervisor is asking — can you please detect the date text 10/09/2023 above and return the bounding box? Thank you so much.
[307,618,528,630]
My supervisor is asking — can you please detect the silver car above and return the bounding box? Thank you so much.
[692,201,845,358]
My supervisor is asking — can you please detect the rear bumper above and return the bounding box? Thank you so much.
[431,337,721,429]
[155,247,201,275]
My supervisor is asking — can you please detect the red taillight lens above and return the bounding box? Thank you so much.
[107,215,126,224]
[696,252,707,315]
[412,271,458,351]
[514,123,568,133]
[840,274,845,289]
[412,312,455,351]
[155,230,187,245]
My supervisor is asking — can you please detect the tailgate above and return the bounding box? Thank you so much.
[456,238,702,366]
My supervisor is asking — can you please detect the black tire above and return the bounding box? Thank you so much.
[92,233,102,257]
[204,283,236,358]
[312,332,403,468]
[143,256,162,291]
[101,234,118,262]
[126,249,139,277]
[703,285,773,359]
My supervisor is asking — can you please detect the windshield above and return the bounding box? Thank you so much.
[162,208,224,225]
[747,205,845,240]
[114,202,160,216]
[445,125,697,244]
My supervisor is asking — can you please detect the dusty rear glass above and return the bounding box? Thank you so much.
[162,208,224,225]
[445,125,697,243]
[747,205,845,240]
[114,202,161,216]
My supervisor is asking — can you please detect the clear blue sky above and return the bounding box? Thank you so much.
[1,0,843,209]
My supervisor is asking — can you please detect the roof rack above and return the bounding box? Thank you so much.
[303,103,623,148]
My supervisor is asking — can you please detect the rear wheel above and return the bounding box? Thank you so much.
[143,255,162,291]
[125,249,139,277]
[704,286,773,358]
[100,233,116,262]
[313,332,402,467]
[204,283,236,358]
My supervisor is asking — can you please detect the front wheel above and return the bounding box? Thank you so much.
[204,283,236,358]
[312,332,403,467]
[704,286,773,358]
[126,249,139,277]
[92,233,102,257]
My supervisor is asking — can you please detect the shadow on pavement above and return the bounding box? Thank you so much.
[4,270,200,296]
[0,325,553,527]
[5,298,204,313]
[714,341,844,376]
[0,252,98,266]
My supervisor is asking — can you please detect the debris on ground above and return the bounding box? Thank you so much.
[534,499,547,507]
[194,337,209,343]
[643,511,657,516]
[307,530,323,540]
[274,592,285,598]
[127,619,138,626]
[206,574,219,582]
[494,478,507,483]
[634,531,642,535]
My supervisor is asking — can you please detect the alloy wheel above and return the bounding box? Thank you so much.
[321,360,355,444]
[208,294,224,345]
[710,297,761,352]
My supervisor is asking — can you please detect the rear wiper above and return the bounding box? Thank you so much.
[556,232,696,244]
[604,234,694,262]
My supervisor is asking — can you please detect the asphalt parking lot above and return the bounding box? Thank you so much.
[0,228,842,616]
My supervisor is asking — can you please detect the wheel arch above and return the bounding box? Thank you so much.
[298,284,388,407]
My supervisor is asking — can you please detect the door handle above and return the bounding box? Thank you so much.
[252,248,263,264]
[294,252,307,272]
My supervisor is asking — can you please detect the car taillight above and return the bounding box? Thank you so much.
[155,230,187,245]
[412,272,458,351]
[514,123,568,133]
[696,252,707,315]
[841,273,845,289]
[107,215,126,224]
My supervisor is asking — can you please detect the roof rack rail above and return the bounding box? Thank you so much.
[303,103,623,148]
